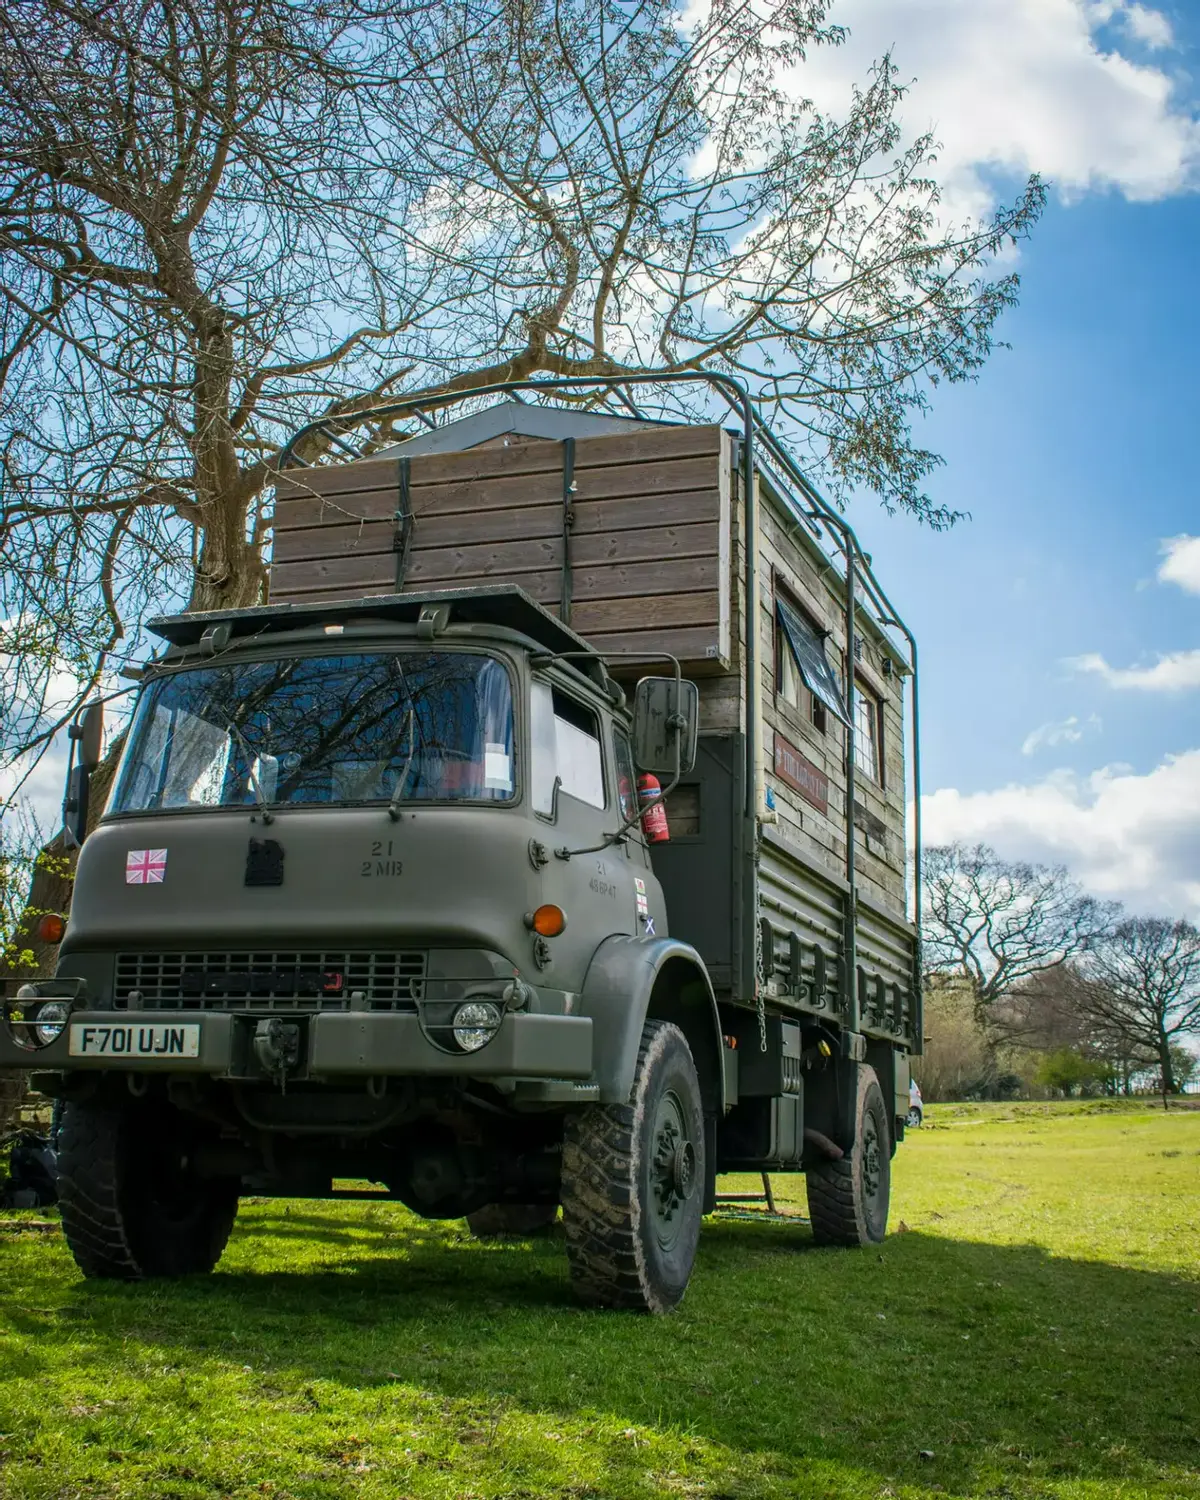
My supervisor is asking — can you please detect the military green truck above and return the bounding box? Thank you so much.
[3,376,922,1313]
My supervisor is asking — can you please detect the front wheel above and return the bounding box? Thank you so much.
[905,1106,922,1129]
[806,1064,891,1246]
[561,1020,705,1313]
[57,1100,238,1279]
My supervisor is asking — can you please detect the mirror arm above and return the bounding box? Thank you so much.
[547,650,687,860]
[555,697,687,862]
[554,811,636,862]
[61,736,80,849]
[555,733,687,862]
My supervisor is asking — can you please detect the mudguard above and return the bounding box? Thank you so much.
[578,935,724,1110]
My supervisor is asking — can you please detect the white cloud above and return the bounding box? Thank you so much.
[1121,3,1174,49]
[1159,534,1200,594]
[792,0,1199,215]
[924,750,1200,917]
[0,741,70,841]
[1021,713,1102,755]
[1068,649,1200,691]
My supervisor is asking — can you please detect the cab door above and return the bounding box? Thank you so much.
[529,677,635,990]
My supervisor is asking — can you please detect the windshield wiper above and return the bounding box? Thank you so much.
[387,707,416,822]
[227,721,275,825]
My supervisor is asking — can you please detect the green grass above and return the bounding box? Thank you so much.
[2,1103,1198,1500]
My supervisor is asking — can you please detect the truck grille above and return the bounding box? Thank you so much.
[113,950,426,1013]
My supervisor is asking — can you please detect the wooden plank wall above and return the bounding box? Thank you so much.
[271,423,731,670]
[753,489,908,915]
[701,465,908,918]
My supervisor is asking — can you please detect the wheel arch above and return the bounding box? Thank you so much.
[578,936,724,1112]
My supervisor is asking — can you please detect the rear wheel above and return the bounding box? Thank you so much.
[806,1065,891,1247]
[466,1203,558,1238]
[905,1106,922,1129]
[561,1020,704,1313]
[57,1100,238,1279]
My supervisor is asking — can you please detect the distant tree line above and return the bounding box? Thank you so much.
[919,843,1200,1105]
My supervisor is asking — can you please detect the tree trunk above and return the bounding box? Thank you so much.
[188,506,266,614]
[1158,1034,1176,1110]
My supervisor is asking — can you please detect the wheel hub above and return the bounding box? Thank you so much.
[650,1091,697,1249]
[862,1119,881,1201]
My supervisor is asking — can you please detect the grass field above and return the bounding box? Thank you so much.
[1,1100,1198,1500]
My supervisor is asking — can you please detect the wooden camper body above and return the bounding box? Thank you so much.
[271,405,919,1051]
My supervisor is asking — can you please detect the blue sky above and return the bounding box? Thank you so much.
[855,188,1200,787]
[812,0,1200,918]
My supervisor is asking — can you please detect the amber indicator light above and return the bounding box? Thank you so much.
[36,913,66,944]
[529,904,567,937]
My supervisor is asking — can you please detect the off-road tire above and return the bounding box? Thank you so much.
[806,1065,891,1247]
[561,1020,704,1314]
[465,1203,558,1238]
[57,1101,238,1279]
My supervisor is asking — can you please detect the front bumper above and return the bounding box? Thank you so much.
[2,1009,594,1082]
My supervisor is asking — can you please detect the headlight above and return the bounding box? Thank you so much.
[452,1000,502,1052]
[6,987,69,1051]
[34,1000,71,1046]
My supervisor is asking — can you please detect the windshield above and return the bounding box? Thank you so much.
[110,651,515,814]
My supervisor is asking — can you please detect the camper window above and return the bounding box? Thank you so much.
[776,594,844,733]
[853,679,882,785]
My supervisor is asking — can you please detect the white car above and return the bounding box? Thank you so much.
[906,1079,923,1128]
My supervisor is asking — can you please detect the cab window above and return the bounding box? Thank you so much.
[613,728,638,822]
[531,681,606,813]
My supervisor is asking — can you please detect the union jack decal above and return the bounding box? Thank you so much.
[126,848,167,885]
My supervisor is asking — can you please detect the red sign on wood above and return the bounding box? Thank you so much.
[773,732,830,815]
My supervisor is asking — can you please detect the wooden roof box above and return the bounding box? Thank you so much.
[271,405,733,672]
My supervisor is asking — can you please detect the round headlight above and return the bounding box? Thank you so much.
[452,1000,502,1053]
[34,999,70,1046]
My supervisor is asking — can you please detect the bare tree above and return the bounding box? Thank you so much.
[912,974,995,1102]
[0,0,443,776]
[1,0,1044,796]
[382,0,1042,514]
[922,843,1116,1014]
[1076,918,1200,1099]
[991,964,1157,1094]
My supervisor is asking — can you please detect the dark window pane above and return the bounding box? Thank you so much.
[776,600,850,726]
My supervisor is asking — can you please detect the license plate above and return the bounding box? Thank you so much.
[68,1022,201,1059]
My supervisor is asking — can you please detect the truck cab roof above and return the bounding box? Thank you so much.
[148,584,600,667]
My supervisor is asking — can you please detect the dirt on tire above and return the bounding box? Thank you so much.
[805,1064,890,1247]
[561,1019,704,1314]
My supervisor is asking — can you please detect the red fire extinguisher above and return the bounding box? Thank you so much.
[637,773,670,843]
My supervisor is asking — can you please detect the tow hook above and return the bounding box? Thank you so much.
[254,1018,301,1091]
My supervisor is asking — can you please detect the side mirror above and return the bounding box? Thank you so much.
[75,702,104,771]
[63,702,104,848]
[63,764,91,849]
[632,677,699,777]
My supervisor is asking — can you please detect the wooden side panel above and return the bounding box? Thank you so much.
[738,479,909,920]
[271,424,731,670]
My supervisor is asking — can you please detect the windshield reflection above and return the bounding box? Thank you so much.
[110,651,515,813]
